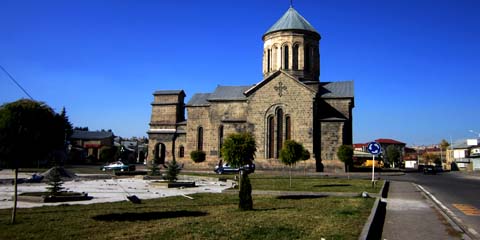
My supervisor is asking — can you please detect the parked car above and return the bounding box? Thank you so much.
[214,163,255,174]
[423,165,437,175]
[101,161,135,172]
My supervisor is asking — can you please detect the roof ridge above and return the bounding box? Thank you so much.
[264,6,318,36]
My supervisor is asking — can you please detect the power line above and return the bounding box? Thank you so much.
[0,64,33,100]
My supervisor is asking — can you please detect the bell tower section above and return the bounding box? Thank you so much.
[262,7,321,84]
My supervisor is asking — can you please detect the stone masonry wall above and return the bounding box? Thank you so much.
[247,72,316,163]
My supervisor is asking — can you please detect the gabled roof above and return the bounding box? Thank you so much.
[186,93,211,107]
[207,85,252,101]
[319,81,354,98]
[375,138,406,145]
[244,70,315,96]
[264,7,319,37]
[71,130,113,140]
[153,90,185,95]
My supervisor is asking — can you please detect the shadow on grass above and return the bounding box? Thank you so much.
[276,195,327,200]
[92,210,208,222]
[313,184,351,188]
[253,207,295,212]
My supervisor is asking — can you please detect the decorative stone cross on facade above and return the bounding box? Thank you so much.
[274,82,287,97]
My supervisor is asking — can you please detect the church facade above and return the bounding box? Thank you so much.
[147,6,354,172]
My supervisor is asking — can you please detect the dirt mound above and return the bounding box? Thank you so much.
[41,167,76,180]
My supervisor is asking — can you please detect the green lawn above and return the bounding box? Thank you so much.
[251,176,383,193]
[0,193,374,240]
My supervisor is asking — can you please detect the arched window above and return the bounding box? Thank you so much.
[286,116,291,140]
[292,44,299,70]
[283,45,289,70]
[267,116,274,158]
[267,49,271,71]
[276,108,284,158]
[179,145,185,158]
[304,45,311,72]
[197,127,203,151]
[218,125,224,157]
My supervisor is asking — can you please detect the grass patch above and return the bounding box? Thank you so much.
[0,193,374,240]
[183,173,383,193]
[251,177,383,193]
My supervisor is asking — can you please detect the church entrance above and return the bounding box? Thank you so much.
[154,142,166,164]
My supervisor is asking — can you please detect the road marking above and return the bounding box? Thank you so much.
[452,204,480,216]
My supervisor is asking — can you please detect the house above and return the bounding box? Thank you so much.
[70,130,114,163]
[446,138,480,171]
[403,147,418,169]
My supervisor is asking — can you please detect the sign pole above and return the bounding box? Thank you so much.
[367,141,380,189]
[372,155,375,188]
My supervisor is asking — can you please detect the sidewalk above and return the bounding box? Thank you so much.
[381,181,462,240]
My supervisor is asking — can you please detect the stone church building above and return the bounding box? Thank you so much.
[147,6,354,172]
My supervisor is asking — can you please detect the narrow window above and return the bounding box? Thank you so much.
[304,45,311,72]
[276,108,284,158]
[179,145,185,158]
[218,125,224,157]
[268,116,275,158]
[286,116,291,140]
[284,45,289,70]
[267,49,271,71]
[293,45,299,70]
[197,127,203,151]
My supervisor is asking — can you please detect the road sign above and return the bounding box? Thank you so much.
[367,142,381,155]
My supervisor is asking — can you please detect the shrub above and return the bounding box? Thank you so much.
[190,150,206,163]
[165,159,182,182]
[46,167,64,196]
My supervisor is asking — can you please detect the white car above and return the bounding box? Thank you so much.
[101,161,135,172]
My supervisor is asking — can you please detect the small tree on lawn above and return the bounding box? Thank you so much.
[220,132,256,211]
[301,148,310,175]
[279,140,305,188]
[165,158,182,182]
[337,145,353,173]
[46,167,64,196]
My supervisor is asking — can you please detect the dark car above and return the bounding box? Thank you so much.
[423,165,437,175]
[214,163,255,174]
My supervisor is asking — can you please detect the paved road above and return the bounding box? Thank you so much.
[384,171,480,239]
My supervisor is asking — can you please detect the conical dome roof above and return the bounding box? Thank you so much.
[264,6,318,36]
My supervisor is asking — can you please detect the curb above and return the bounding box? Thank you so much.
[358,180,389,240]
[416,184,479,240]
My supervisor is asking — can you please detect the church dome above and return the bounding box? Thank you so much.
[264,6,319,37]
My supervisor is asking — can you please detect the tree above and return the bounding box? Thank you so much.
[0,99,66,223]
[386,145,401,168]
[301,149,310,175]
[46,167,65,196]
[439,139,450,163]
[440,139,450,150]
[165,158,182,182]
[337,145,353,172]
[100,146,118,163]
[220,132,256,211]
[423,152,440,165]
[279,140,305,188]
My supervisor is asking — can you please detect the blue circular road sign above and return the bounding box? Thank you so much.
[367,142,381,155]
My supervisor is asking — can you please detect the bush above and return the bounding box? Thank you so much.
[190,150,206,163]
[165,159,182,182]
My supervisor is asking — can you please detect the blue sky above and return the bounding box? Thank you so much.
[0,0,479,146]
